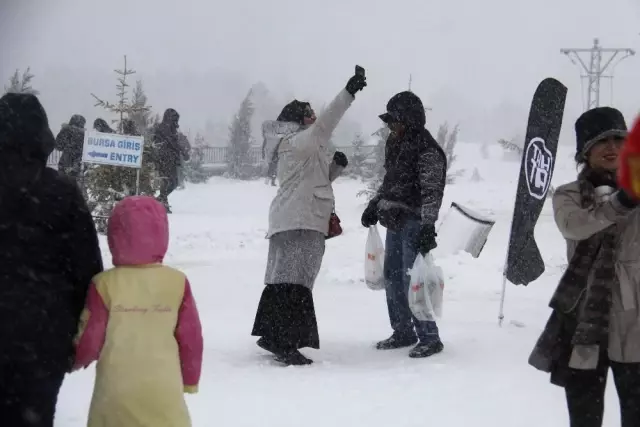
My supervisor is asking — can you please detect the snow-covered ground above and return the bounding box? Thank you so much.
[55,142,622,426]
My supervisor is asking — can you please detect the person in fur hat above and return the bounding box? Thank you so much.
[529,106,640,427]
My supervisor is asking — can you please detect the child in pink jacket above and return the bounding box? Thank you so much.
[72,196,203,427]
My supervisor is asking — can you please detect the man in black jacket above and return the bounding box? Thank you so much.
[361,91,447,358]
[55,114,86,181]
[153,108,185,212]
[0,93,103,426]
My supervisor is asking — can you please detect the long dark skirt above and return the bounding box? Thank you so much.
[251,283,320,352]
[0,360,66,427]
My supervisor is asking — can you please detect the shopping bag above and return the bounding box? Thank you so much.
[364,226,385,290]
[408,253,444,321]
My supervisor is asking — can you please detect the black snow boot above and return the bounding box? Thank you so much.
[375,332,418,350]
[408,340,444,358]
[257,337,280,354]
[274,350,313,366]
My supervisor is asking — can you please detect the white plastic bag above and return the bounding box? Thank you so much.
[364,226,385,290]
[408,253,444,321]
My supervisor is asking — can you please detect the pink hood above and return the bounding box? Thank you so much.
[107,196,169,266]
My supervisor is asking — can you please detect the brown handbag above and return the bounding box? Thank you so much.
[326,209,343,239]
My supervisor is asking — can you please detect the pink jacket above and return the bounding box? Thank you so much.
[73,196,203,427]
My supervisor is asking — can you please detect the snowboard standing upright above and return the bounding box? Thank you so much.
[499,77,567,324]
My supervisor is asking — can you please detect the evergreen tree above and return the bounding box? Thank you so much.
[227,89,255,179]
[4,67,39,95]
[497,136,555,198]
[87,56,157,232]
[184,133,209,184]
[470,167,483,182]
[357,126,389,201]
[435,122,464,183]
[480,141,490,160]
[129,80,153,132]
[348,133,368,179]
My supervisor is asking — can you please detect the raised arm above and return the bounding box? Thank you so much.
[290,68,366,154]
[310,89,355,140]
[552,186,635,241]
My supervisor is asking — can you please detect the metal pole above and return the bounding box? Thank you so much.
[498,250,510,327]
[135,169,141,195]
[561,38,635,110]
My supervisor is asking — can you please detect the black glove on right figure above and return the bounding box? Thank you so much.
[418,224,437,256]
[361,202,378,227]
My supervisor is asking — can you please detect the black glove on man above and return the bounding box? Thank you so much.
[346,74,367,96]
[333,151,348,168]
[418,224,437,255]
[361,201,378,227]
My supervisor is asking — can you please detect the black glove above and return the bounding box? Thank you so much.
[333,151,348,167]
[617,189,639,209]
[361,201,378,227]
[418,224,437,255]
[345,74,367,96]
[377,205,407,231]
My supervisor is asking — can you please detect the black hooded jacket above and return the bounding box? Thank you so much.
[374,91,447,226]
[0,94,103,368]
[94,118,114,134]
[55,114,86,173]
[153,108,185,169]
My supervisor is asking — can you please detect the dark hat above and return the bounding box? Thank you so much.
[94,118,114,133]
[69,114,86,128]
[0,93,55,163]
[379,91,426,129]
[277,100,312,125]
[575,107,627,162]
[163,108,180,127]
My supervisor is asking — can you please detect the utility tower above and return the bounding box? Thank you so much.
[561,38,635,110]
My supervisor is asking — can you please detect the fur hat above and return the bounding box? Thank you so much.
[575,107,627,162]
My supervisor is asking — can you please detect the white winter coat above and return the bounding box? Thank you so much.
[265,89,353,238]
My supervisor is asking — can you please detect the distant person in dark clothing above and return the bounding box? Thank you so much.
[93,118,114,134]
[55,114,86,181]
[153,108,187,212]
[0,93,103,427]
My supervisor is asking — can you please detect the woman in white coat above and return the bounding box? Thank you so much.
[251,68,367,366]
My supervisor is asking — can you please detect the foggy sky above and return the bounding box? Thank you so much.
[1,0,639,146]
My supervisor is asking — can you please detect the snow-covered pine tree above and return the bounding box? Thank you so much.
[497,136,522,159]
[470,167,483,182]
[87,56,157,232]
[4,67,39,95]
[497,136,555,198]
[436,122,464,183]
[129,81,153,132]
[184,133,209,184]
[357,126,389,201]
[348,133,368,179]
[480,141,490,160]
[227,89,254,179]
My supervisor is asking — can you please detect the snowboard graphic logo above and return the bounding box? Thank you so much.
[524,137,554,200]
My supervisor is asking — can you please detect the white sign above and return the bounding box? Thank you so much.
[524,137,554,200]
[82,131,144,168]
